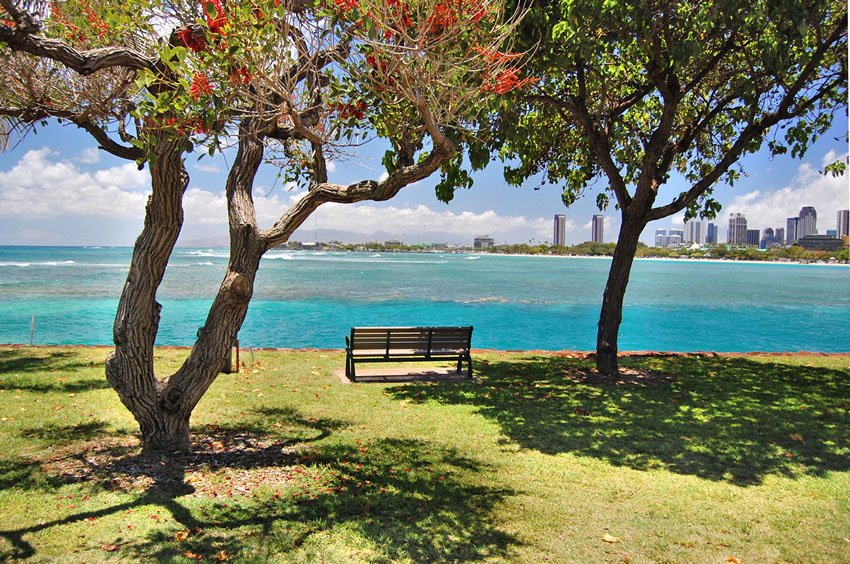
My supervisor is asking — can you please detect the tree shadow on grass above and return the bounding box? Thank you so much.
[20,421,114,447]
[0,408,517,561]
[0,350,110,393]
[388,354,850,486]
[0,350,98,375]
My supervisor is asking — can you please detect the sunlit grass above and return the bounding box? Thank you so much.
[0,346,847,561]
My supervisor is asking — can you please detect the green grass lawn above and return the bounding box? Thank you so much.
[0,347,848,562]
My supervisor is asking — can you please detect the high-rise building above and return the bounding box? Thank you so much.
[798,206,817,237]
[760,227,776,249]
[668,229,684,248]
[706,223,718,244]
[654,228,668,248]
[473,235,494,249]
[775,227,785,245]
[727,213,747,245]
[591,215,604,243]
[838,209,849,238]
[553,214,566,246]
[786,217,799,244]
[746,229,760,246]
[684,220,706,244]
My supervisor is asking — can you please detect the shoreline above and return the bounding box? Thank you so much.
[3,343,848,357]
[475,252,850,266]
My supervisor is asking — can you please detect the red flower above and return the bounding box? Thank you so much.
[177,27,208,52]
[230,66,252,85]
[334,0,359,13]
[189,72,213,100]
[204,0,228,34]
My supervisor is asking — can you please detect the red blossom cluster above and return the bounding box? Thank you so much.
[143,115,210,135]
[204,0,228,35]
[229,66,252,85]
[425,0,487,34]
[481,67,538,95]
[189,71,213,99]
[335,100,368,120]
[473,46,522,64]
[49,0,110,44]
[334,0,359,11]
[177,27,208,52]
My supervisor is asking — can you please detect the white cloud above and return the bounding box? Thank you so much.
[193,162,221,174]
[79,147,101,164]
[377,170,389,183]
[326,160,337,174]
[0,149,562,243]
[0,148,149,219]
[282,194,556,239]
[726,153,850,230]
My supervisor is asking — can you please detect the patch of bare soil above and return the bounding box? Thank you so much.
[42,429,312,497]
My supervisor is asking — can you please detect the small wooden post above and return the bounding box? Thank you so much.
[30,315,35,346]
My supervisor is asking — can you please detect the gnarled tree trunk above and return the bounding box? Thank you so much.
[596,216,645,376]
[106,130,267,453]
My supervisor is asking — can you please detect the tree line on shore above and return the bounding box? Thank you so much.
[328,241,850,262]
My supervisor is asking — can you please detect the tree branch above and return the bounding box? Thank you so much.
[0,105,144,160]
[260,99,454,250]
[646,18,847,222]
[526,93,633,210]
[0,24,157,75]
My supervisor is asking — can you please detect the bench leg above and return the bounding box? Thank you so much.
[466,355,473,378]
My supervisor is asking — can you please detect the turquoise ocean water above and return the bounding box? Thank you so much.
[0,246,848,352]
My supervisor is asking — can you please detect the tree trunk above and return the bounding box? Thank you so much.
[105,133,190,452]
[596,217,645,376]
[105,128,267,454]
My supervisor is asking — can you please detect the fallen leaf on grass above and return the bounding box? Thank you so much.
[790,433,804,442]
[175,530,190,542]
[214,550,229,561]
[725,557,742,564]
[182,550,204,560]
[101,544,119,552]
[602,533,620,543]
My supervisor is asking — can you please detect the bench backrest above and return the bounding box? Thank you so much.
[349,326,473,353]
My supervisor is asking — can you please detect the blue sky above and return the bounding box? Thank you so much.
[0,116,847,247]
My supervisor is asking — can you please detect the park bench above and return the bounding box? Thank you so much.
[345,326,474,382]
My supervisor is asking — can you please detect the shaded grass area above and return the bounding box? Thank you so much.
[0,346,848,561]
[390,353,850,486]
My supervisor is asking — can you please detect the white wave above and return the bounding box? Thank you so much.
[264,253,294,261]
[0,260,75,267]
[371,253,382,258]
[183,249,228,258]
[465,256,481,260]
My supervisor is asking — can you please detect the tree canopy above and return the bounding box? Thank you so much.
[0,0,526,451]
[473,0,848,374]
